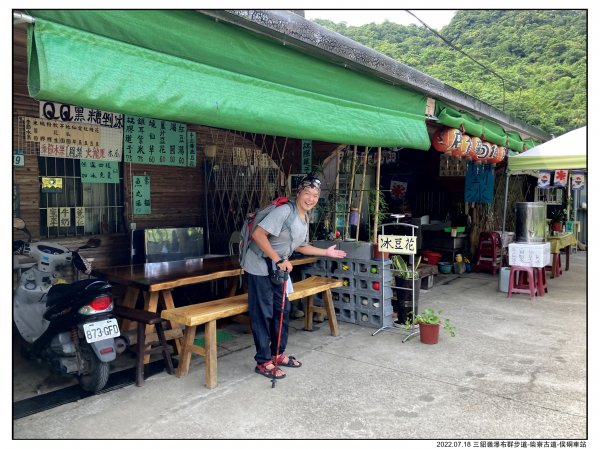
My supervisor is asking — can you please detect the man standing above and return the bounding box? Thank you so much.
[241,176,346,379]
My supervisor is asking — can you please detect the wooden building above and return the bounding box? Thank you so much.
[12,10,550,271]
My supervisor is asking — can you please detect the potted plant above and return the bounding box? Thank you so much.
[405,308,456,344]
[391,255,421,324]
[549,208,567,232]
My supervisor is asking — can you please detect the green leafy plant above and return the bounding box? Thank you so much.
[549,208,567,224]
[405,308,456,337]
[391,255,421,280]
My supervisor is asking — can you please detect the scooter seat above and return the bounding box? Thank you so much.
[46,279,110,307]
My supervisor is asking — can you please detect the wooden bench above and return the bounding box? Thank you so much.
[160,275,344,388]
[113,305,175,386]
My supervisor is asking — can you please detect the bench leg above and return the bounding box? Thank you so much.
[303,296,314,331]
[204,320,218,389]
[176,325,197,378]
[322,289,339,337]
[156,321,174,376]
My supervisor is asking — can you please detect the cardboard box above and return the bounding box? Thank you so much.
[508,242,551,267]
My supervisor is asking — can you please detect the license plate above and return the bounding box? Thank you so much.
[83,319,120,343]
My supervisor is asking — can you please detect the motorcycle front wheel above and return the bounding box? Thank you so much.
[78,344,110,392]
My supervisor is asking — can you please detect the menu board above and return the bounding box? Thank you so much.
[123,115,190,166]
[80,160,120,184]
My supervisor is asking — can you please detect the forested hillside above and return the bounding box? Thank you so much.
[312,10,586,136]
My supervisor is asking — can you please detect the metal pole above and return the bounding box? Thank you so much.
[499,170,510,290]
[344,145,358,240]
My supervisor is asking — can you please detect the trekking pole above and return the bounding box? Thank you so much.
[271,269,289,388]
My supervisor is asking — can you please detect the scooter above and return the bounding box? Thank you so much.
[13,218,126,393]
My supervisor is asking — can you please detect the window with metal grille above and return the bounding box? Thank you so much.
[38,157,124,237]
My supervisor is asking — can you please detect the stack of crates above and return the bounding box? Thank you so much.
[301,256,394,329]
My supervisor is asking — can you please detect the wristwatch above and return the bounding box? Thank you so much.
[276,258,286,265]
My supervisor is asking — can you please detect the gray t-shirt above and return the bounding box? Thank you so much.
[241,203,308,276]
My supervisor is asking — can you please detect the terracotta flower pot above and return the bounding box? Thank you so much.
[418,322,440,344]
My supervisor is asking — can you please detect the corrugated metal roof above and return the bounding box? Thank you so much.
[199,9,551,143]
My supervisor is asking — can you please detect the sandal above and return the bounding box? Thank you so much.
[255,361,286,379]
[272,353,302,368]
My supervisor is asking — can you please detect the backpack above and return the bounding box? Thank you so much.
[239,197,302,267]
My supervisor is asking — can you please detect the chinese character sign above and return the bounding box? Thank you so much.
[301,140,312,173]
[80,160,120,184]
[377,235,418,255]
[187,131,197,167]
[22,115,122,161]
[123,115,189,166]
[39,101,124,129]
[464,161,494,204]
[133,176,151,215]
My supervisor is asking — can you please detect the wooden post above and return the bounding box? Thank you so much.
[344,145,358,240]
[373,147,382,243]
[356,147,369,241]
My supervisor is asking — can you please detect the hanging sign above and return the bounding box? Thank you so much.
[571,171,585,190]
[75,207,86,227]
[187,131,197,167]
[378,235,417,255]
[80,160,120,184]
[59,207,71,227]
[47,208,59,227]
[301,140,312,173]
[464,161,494,203]
[41,177,63,193]
[133,175,151,215]
[39,101,123,129]
[21,116,122,161]
[537,170,552,189]
[390,180,407,199]
[554,169,568,187]
[123,115,189,166]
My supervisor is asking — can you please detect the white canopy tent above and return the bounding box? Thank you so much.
[499,126,587,281]
[507,126,587,174]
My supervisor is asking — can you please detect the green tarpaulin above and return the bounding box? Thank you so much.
[435,101,536,151]
[27,10,431,149]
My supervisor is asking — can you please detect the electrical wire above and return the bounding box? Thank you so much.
[406,10,524,110]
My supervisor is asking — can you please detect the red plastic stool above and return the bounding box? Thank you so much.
[507,266,538,299]
[516,267,548,297]
[535,267,548,296]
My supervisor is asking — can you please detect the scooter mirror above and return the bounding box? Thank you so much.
[13,218,26,229]
[79,238,101,250]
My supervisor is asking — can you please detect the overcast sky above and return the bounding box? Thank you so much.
[304,10,457,29]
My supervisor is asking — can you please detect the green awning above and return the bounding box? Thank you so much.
[27,10,431,149]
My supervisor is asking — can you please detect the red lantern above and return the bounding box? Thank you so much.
[485,143,499,163]
[490,146,507,165]
[432,128,462,153]
[469,137,483,162]
[452,134,473,158]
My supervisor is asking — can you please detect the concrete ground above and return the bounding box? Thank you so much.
[11,252,590,441]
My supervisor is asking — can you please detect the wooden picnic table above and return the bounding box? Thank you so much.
[91,255,319,357]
